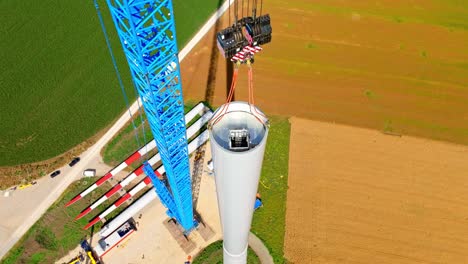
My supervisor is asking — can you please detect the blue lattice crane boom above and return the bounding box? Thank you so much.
[103,0,195,231]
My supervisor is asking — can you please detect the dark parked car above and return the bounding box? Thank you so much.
[50,170,61,178]
[69,157,81,167]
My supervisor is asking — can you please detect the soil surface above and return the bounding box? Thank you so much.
[285,117,468,263]
[180,0,468,145]
[99,143,223,264]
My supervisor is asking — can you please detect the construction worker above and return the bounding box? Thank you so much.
[254,193,263,210]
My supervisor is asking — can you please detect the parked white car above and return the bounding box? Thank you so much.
[83,169,96,177]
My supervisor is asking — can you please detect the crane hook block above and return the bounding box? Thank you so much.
[217,25,248,59]
[245,14,272,46]
[216,14,272,63]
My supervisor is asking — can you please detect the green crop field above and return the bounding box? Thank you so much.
[0,0,221,166]
[251,116,290,263]
[193,240,261,264]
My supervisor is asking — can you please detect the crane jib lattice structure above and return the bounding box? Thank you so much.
[104,0,195,231]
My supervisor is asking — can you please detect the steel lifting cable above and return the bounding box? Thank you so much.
[234,0,239,23]
[260,0,263,16]
[233,0,236,23]
[241,0,244,18]
[252,0,257,18]
[94,0,142,149]
[135,77,149,161]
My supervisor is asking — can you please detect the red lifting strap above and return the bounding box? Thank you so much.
[210,61,267,127]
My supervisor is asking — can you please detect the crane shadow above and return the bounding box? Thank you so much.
[204,0,233,105]
[87,225,95,264]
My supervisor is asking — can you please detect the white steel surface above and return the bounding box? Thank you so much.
[98,130,210,237]
[209,101,269,264]
[184,102,207,125]
[99,191,157,238]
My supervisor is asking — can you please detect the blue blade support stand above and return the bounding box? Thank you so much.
[104,0,196,232]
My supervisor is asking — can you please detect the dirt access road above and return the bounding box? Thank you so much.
[0,101,139,259]
[285,117,468,263]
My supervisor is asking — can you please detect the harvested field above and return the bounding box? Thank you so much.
[180,0,468,145]
[285,117,468,263]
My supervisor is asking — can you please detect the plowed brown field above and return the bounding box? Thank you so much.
[179,1,468,262]
[180,0,468,145]
[285,117,468,263]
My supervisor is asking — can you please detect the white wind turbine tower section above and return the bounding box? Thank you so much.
[209,101,269,264]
